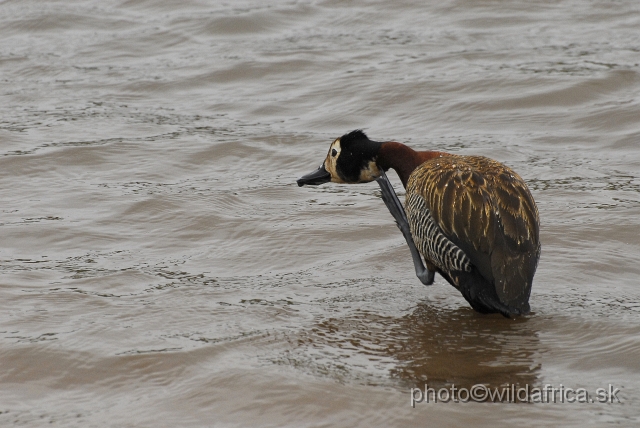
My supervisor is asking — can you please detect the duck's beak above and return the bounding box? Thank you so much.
[297,164,331,186]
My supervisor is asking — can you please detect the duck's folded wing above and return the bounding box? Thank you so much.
[408,156,540,309]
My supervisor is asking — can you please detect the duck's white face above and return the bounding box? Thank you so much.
[323,138,344,183]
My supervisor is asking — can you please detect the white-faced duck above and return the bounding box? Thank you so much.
[297,130,540,318]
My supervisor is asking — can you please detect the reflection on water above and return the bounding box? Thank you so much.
[291,302,540,390]
[389,304,540,389]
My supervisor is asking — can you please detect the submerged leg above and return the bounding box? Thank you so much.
[375,171,434,286]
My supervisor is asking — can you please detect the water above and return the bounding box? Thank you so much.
[1,0,639,426]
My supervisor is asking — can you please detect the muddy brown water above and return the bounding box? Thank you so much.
[1,0,639,426]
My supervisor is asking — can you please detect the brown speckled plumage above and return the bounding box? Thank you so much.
[406,155,540,313]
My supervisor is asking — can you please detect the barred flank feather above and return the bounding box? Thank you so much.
[406,193,471,275]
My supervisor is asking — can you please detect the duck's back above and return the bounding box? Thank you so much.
[405,155,540,315]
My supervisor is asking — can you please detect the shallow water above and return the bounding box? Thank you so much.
[1,0,639,426]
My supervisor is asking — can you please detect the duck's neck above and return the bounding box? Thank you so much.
[377,142,450,188]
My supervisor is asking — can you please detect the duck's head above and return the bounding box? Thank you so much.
[297,130,384,187]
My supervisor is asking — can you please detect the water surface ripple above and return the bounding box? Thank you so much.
[1,0,639,426]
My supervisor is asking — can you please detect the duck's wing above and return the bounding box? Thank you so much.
[407,155,540,310]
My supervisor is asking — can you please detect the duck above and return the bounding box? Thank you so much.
[297,130,541,318]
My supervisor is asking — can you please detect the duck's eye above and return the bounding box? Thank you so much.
[331,148,338,157]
